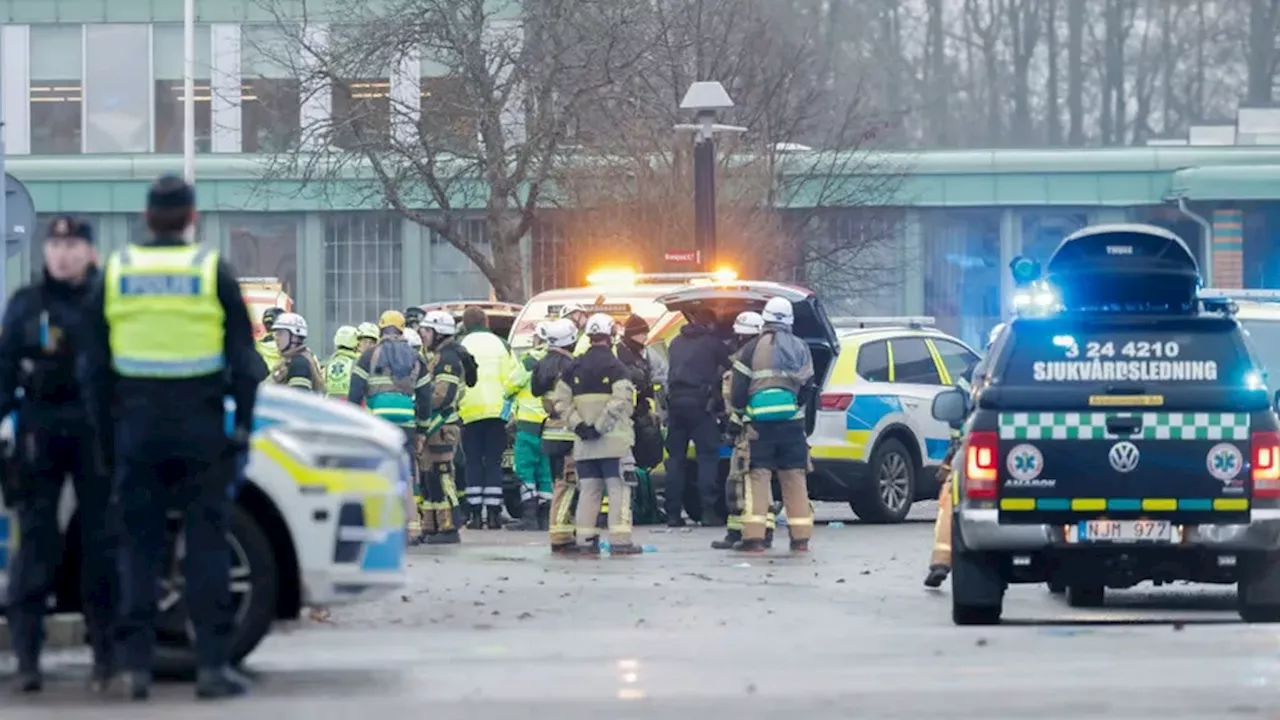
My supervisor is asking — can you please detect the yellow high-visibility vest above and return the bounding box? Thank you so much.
[103,243,226,378]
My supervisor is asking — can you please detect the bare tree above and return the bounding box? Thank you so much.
[553,0,908,305]
[247,0,647,301]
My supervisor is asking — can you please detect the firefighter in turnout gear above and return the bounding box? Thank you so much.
[417,310,470,544]
[348,310,434,540]
[924,323,1000,588]
[356,322,379,354]
[550,314,641,555]
[267,312,323,392]
[729,297,817,553]
[257,306,284,372]
[325,325,360,399]
[713,311,778,550]
[504,321,553,531]
[532,319,582,552]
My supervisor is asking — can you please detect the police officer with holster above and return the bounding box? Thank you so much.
[79,175,263,700]
[0,216,118,694]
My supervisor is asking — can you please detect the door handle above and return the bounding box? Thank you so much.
[903,400,919,409]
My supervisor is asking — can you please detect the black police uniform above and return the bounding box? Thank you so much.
[79,176,264,700]
[0,217,117,692]
[663,320,731,525]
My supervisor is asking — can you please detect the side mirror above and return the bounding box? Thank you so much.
[931,388,969,428]
[1273,389,1280,413]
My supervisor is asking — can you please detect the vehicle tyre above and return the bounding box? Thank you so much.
[1238,552,1280,622]
[1066,582,1105,608]
[950,517,1003,625]
[153,503,279,678]
[850,438,915,524]
[1047,578,1067,595]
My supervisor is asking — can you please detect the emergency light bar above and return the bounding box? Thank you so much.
[1200,289,1280,303]
[585,269,737,285]
[830,316,936,329]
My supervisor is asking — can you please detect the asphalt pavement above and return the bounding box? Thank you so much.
[5,502,1280,718]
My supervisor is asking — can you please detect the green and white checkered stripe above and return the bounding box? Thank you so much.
[998,412,1250,441]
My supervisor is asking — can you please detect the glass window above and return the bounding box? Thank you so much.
[427,219,491,301]
[333,78,391,151]
[241,25,301,152]
[931,339,980,384]
[84,24,152,153]
[152,24,212,153]
[421,75,475,152]
[923,209,1001,350]
[227,214,299,299]
[890,337,941,385]
[856,340,890,382]
[325,213,403,342]
[29,25,83,154]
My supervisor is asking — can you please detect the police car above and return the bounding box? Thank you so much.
[0,385,409,673]
[809,318,981,523]
[936,223,1280,625]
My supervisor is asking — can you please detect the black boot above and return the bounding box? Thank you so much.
[426,529,461,545]
[578,537,602,556]
[711,529,742,549]
[195,666,251,700]
[486,507,504,529]
[505,499,540,531]
[764,527,775,549]
[537,502,550,530]
[736,538,767,553]
[924,564,950,588]
[114,670,151,701]
[551,541,580,555]
[13,670,42,694]
[790,538,810,553]
[466,507,483,530]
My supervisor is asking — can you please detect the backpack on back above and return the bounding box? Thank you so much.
[372,340,421,395]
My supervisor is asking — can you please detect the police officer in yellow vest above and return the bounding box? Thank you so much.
[79,174,264,700]
[458,306,516,528]
[325,325,360,399]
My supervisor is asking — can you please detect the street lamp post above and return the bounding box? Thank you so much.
[675,81,744,272]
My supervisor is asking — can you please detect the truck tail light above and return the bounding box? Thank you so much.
[964,431,999,500]
[1253,430,1280,499]
[819,392,853,411]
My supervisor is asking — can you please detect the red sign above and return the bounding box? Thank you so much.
[664,250,698,263]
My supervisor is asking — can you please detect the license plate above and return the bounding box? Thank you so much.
[1076,519,1172,543]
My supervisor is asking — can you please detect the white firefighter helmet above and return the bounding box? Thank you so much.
[273,312,308,339]
[405,328,423,348]
[761,297,794,326]
[533,320,553,344]
[733,311,764,336]
[584,313,615,337]
[559,302,588,320]
[356,322,380,341]
[333,325,358,349]
[546,319,578,348]
[423,310,457,336]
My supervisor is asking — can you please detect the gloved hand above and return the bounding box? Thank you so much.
[574,423,602,440]
[226,426,251,458]
[726,413,744,438]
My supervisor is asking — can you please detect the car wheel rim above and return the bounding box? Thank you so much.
[157,527,254,641]
[877,452,910,512]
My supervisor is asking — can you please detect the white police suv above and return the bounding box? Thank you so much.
[0,385,409,674]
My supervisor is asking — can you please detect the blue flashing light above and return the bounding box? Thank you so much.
[1009,256,1041,286]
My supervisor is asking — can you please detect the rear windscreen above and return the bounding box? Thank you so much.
[1001,319,1255,387]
